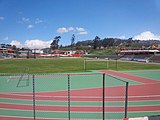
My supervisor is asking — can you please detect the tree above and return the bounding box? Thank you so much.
[50,36,61,50]
[12,45,17,50]
[93,36,101,49]
[127,37,133,44]
[71,34,75,50]
[105,38,115,47]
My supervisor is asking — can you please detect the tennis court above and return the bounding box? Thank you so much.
[0,70,160,120]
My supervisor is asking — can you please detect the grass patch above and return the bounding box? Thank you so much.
[0,58,160,73]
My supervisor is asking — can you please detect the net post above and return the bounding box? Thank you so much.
[32,75,36,120]
[84,59,86,71]
[27,68,30,86]
[16,75,22,87]
[106,59,107,69]
[107,59,109,69]
[106,59,109,69]
[116,59,118,70]
[125,82,129,118]
[27,74,29,86]
[68,74,71,120]
[34,49,36,59]
[102,73,105,120]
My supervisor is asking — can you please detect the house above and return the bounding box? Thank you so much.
[32,49,44,57]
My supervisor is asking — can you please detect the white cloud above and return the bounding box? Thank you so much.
[35,18,43,24]
[76,27,88,35]
[78,31,88,35]
[18,17,30,24]
[24,39,52,49]
[27,24,34,29]
[76,27,85,31]
[57,27,88,35]
[133,31,160,40]
[68,27,75,31]
[0,16,4,20]
[117,36,126,39]
[10,39,52,49]
[107,35,126,39]
[22,17,30,23]
[10,40,23,48]
[57,27,69,33]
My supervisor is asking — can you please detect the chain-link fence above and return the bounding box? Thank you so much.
[0,73,128,120]
[104,74,128,120]
[0,74,34,119]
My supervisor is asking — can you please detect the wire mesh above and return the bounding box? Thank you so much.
[70,73,103,120]
[0,74,34,119]
[34,74,68,119]
[0,73,129,120]
[127,82,160,118]
[105,74,127,120]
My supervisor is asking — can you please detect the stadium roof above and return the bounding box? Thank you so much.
[120,50,160,53]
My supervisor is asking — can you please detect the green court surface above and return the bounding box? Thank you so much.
[0,73,140,92]
[0,109,160,119]
[0,70,160,120]
[123,70,160,81]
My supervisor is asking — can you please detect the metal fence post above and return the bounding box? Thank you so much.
[68,74,71,120]
[103,73,105,120]
[125,82,129,118]
[32,75,36,120]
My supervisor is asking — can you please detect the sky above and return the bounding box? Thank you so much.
[0,0,160,49]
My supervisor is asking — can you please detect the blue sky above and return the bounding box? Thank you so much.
[0,0,160,48]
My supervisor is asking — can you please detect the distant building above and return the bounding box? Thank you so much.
[0,44,16,58]
[31,49,44,57]
[31,49,43,54]
[17,50,31,57]
[0,52,3,58]
[120,49,160,55]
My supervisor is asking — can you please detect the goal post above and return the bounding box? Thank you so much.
[84,58,109,71]
[16,68,30,87]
